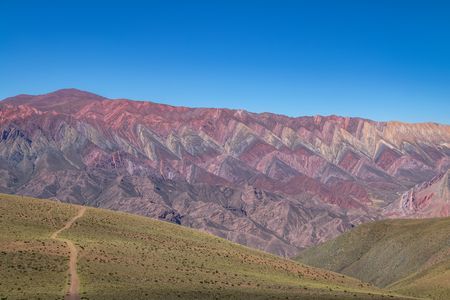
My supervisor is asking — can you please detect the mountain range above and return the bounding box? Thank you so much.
[1,88,449,256]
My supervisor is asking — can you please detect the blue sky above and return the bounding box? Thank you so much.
[1,1,449,123]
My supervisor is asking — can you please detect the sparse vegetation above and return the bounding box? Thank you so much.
[0,194,78,299]
[0,194,413,299]
[296,218,450,300]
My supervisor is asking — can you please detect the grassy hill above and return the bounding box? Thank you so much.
[0,193,413,299]
[296,218,450,300]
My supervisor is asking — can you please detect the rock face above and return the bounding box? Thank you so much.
[1,89,449,257]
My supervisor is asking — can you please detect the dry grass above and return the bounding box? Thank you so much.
[296,218,450,300]
[0,194,78,299]
[0,194,414,299]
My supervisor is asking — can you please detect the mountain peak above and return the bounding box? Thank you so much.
[1,88,106,113]
[49,88,105,99]
[2,88,105,103]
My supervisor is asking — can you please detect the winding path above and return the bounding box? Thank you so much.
[51,206,86,300]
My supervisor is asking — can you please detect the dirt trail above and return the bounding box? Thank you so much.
[51,206,86,300]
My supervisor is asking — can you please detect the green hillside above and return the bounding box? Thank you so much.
[0,193,413,299]
[296,218,450,300]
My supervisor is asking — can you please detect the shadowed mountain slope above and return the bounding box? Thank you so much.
[1,89,449,256]
[296,217,450,300]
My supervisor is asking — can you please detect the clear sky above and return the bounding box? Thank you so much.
[1,1,449,124]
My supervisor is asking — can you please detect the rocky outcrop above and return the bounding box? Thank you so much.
[385,170,450,218]
[1,89,449,256]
